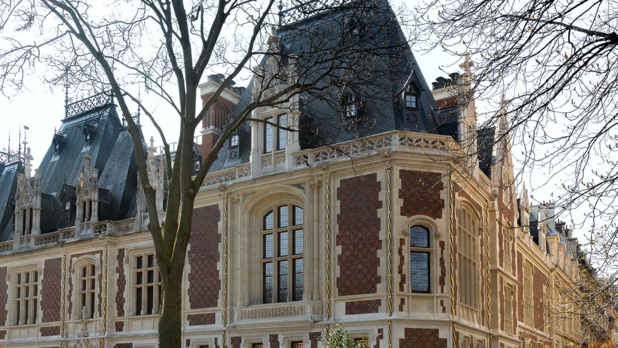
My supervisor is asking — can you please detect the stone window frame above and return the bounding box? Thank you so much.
[504,283,514,335]
[457,203,480,310]
[260,202,305,304]
[280,334,306,348]
[503,225,513,272]
[8,264,41,326]
[403,216,439,294]
[242,338,264,348]
[191,339,214,348]
[125,246,161,317]
[264,114,288,153]
[71,255,100,320]
[240,186,307,306]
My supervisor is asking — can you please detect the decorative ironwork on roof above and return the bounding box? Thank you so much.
[279,0,352,26]
[65,90,114,118]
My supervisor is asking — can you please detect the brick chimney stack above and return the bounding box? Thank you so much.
[198,74,244,159]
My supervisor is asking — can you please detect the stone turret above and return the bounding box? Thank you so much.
[13,148,41,247]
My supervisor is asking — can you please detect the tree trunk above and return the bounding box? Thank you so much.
[158,259,185,348]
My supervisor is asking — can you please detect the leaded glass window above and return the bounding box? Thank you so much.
[410,225,431,293]
[262,204,304,303]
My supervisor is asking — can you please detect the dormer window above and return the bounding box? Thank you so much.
[264,114,287,153]
[343,93,359,119]
[230,133,239,147]
[405,84,417,109]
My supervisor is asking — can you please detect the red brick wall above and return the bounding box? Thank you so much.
[310,332,321,348]
[0,267,7,326]
[188,205,221,309]
[187,313,215,326]
[116,248,126,317]
[41,258,62,322]
[399,328,447,348]
[40,326,60,336]
[231,336,242,348]
[534,267,549,330]
[337,174,382,296]
[345,299,381,314]
[269,334,279,348]
[399,170,444,219]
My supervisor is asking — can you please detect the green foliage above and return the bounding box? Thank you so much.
[320,323,370,348]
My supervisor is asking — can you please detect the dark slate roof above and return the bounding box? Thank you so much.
[38,104,123,196]
[0,161,21,240]
[477,126,495,179]
[211,0,441,171]
[98,129,138,220]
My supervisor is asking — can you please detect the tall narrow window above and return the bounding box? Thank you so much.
[404,84,417,108]
[458,208,479,309]
[264,115,287,153]
[343,94,358,119]
[262,204,304,303]
[277,114,287,150]
[264,117,274,153]
[504,285,513,335]
[230,133,239,147]
[523,262,533,325]
[134,253,161,316]
[410,225,431,293]
[14,269,38,325]
[77,264,97,319]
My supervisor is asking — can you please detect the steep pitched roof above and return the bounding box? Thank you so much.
[211,0,440,171]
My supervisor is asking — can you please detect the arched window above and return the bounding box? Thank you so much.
[458,207,479,309]
[262,204,304,303]
[410,225,431,293]
[76,263,97,319]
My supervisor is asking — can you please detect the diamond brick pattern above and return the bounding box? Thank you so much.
[0,330,5,339]
[399,170,444,219]
[399,298,405,312]
[114,344,133,348]
[345,299,380,314]
[41,258,62,322]
[0,267,7,326]
[187,313,215,326]
[188,205,221,309]
[269,334,279,348]
[115,321,124,332]
[399,328,447,348]
[231,336,242,348]
[337,174,382,296]
[310,332,321,348]
[398,238,406,291]
[67,250,102,319]
[116,248,126,316]
[40,326,60,336]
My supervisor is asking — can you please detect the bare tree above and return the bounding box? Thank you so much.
[413,0,618,342]
[0,0,410,347]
